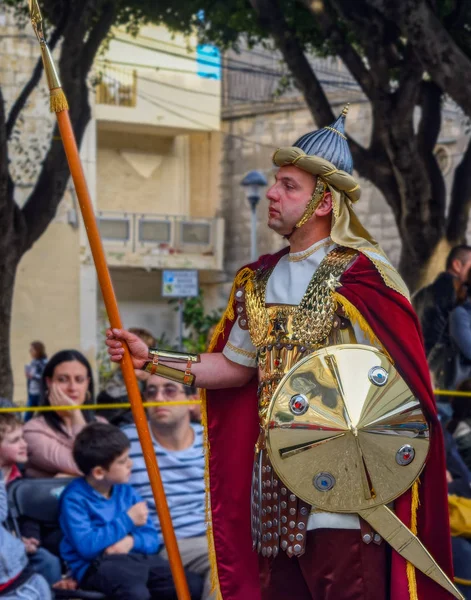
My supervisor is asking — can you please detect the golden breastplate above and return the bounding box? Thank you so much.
[245,247,358,423]
[256,306,358,422]
[245,248,360,559]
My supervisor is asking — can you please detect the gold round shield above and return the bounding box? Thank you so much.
[266,344,430,512]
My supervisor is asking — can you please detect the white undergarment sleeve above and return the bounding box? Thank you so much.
[222,320,258,368]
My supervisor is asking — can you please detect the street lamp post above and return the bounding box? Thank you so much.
[240,170,268,262]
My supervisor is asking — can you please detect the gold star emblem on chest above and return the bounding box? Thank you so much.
[267,314,288,338]
[324,273,342,291]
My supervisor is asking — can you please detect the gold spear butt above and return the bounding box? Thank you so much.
[359,504,463,600]
[29,0,69,113]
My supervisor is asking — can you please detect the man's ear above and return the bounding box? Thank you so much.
[451,258,463,274]
[315,190,333,217]
[186,393,198,409]
[187,390,200,408]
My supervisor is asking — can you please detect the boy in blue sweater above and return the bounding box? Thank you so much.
[59,422,203,600]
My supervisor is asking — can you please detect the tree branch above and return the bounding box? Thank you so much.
[5,13,67,140]
[417,81,442,153]
[365,0,471,117]
[80,1,117,73]
[447,137,471,241]
[394,44,423,119]
[311,0,403,209]
[442,0,469,29]
[249,0,386,183]
[250,0,335,126]
[331,0,397,91]
[0,84,16,233]
[0,86,8,182]
[416,81,445,233]
[300,0,375,99]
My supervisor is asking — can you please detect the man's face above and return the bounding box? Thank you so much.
[457,253,471,283]
[266,166,317,235]
[145,375,195,429]
[0,425,28,466]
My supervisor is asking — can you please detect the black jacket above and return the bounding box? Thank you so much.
[413,271,458,356]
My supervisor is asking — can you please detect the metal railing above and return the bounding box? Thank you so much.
[96,210,218,255]
[95,64,137,107]
[222,47,360,107]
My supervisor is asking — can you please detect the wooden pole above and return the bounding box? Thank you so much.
[55,110,191,599]
[28,4,190,594]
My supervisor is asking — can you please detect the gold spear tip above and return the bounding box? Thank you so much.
[28,0,69,113]
[341,103,350,117]
[29,0,42,24]
[29,0,44,45]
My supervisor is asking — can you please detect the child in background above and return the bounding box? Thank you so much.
[24,341,47,422]
[0,471,51,599]
[59,422,203,600]
[0,408,63,588]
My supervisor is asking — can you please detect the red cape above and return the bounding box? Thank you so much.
[205,251,453,600]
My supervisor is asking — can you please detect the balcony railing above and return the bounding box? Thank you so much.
[94,211,222,268]
[95,64,137,107]
[94,60,220,131]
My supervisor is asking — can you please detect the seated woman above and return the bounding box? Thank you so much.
[23,350,103,479]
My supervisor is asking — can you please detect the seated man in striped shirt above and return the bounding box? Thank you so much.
[122,376,212,599]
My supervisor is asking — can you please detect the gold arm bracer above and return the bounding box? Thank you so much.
[145,348,200,386]
[148,348,200,364]
[144,362,196,387]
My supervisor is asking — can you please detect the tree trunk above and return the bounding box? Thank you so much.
[0,250,19,400]
[401,237,453,292]
[364,0,471,119]
[378,115,447,291]
[386,178,445,292]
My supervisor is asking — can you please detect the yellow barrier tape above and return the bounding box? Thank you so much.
[1,389,470,414]
[434,390,471,397]
[0,400,201,414]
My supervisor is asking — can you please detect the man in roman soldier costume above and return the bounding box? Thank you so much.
[106,107,460,599]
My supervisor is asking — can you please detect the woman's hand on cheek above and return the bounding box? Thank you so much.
[49,383,87,426]
[49,384,74,407]
[47,384,61,407]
